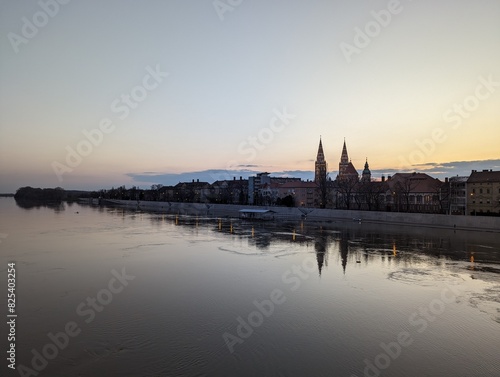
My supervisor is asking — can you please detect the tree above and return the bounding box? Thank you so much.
[430,179,448,214]
[317,173,332,208]
[353,186,364,210]
[393,176,417,212]
[336,177,359,210]
[356,181,387,211]
[220,183,232,204]
[238,187,246,205]
[14,187,65,202]
[369,181,387,211]
[150,184,163,201]
[279,194,295,207]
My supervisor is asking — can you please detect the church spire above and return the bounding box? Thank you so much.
[314,137,327,183]
[338,138,359,181]
[362,157,371,182]
[316,137,325,162]
[340,138,349,164]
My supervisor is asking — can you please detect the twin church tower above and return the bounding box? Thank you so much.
[314,137,371,183]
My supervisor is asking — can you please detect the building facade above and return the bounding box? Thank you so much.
[173,180,211,203]
[467,170,500,215]
[384,173,446,213]
[449,176,468,215]
[276,181,318,207]
[211,177,248,204]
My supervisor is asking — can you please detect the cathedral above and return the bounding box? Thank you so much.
[314,137,371,183]
[314,137,327,183]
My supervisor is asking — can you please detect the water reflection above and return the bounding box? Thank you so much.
[94,204,500,279]
[4,199,500,376]
[314,233,327,275]
[15,199,66,211]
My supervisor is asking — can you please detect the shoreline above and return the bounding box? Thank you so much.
[101,199,500,233]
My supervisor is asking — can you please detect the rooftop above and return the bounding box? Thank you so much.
[468,170,500,183]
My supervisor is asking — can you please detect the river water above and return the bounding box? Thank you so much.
[1,198,499,377]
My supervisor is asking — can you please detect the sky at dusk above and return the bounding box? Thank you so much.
[1,0,499,193]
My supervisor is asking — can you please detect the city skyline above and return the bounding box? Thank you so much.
[1,0,500,193]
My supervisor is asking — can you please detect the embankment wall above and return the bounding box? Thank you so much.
[103,200,500,233]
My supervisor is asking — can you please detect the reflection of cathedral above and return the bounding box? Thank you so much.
[313,229,351,275]
[315,234,327,275]
[339,231,349,274]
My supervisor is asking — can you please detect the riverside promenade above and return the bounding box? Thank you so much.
[103,199,500,233]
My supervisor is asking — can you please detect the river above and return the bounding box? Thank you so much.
[1,198,499,376]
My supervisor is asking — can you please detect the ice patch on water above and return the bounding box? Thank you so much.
[387,268,464,287]
[468,284,500,324]
[218,245,300,257]
[123,242,173,250]
[468,244,495,249]
[389,264,500,324]
[218,246,262,256]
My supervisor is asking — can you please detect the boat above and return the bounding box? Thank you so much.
[239,209,276,221]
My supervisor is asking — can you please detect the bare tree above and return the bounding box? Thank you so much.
[393,176,418,212]
[336,177,359,210]
[150,184,163,201]
[317,173,332,208]
[430,179,448,214]
[370,182,387,211]
[355,180,383,211]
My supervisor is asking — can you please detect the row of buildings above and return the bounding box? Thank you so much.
[101,139,500,216]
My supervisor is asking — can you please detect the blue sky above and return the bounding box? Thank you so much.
[1,0,499,192]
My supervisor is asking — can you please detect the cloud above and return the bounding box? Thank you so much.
[125,159,500,187]
[372,159,500,179]
[127,169,259,186]
[127,169,315,186]
[269,170,315,181]
[412,159,499,175]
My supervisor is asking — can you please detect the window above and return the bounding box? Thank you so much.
[487,189,490,194]
[472,188,475,194]
[480,188,483,194]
